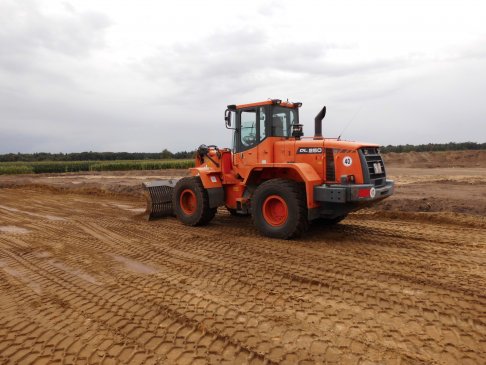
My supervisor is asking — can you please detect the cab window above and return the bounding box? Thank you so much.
[236,107,267,152]
[240,109,257,149]
[272,106,297,137]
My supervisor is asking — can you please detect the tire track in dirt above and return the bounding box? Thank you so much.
[19,217,485,363]
[6,226,486,360]
[0,188,485,364]
[117,228,486,362]
[0,247,276,365]
[0,237,430,363]
[99,215,486,322]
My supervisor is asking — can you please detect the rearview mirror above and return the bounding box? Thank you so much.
[224,109,232,128]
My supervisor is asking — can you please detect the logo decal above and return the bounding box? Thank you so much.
[343,156,353,167]
[297,147,323,154]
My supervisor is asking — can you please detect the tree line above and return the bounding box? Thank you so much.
[379,142,485,153]
[0,149,195,162]
[0,142,484,162]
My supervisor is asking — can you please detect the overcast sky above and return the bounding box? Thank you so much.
[1,0,485,153]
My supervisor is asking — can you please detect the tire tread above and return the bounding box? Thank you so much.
[173,177,216,226]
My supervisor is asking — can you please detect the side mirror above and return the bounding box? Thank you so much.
[224,109,232,128]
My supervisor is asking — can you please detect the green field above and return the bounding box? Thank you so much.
[0,160,194,175]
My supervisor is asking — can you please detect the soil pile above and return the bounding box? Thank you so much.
[383,150,486,168]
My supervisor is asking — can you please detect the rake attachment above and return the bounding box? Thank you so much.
[142,179,180,220]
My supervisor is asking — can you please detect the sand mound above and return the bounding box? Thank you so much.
[383,150,486,168]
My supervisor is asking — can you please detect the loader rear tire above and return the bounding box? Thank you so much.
[173,177,216,226]
[251,179,308,239]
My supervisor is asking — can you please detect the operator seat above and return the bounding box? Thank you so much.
[272,116,284,136]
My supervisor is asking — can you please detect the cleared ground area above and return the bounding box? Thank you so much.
[0,165,485,364]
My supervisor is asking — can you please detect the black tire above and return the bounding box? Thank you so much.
[251,179,308,239]
[173,177,216,226]
[226,207,250,217]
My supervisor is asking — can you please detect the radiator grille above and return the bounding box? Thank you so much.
[361,148,386,186]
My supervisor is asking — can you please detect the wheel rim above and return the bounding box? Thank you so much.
[262,195,288,226]
[180,189,197,215]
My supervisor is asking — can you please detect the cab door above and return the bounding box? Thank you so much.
[234,106,266,167]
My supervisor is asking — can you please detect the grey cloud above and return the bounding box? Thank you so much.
[0,0,110,75]
[258,1,284,17]
[0,0,113,153]
[0,88,150,153]
[142,28,408,105]
[1,2,484,154]
[454,37,486,60]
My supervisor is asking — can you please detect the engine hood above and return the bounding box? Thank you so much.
[295,138,379,151]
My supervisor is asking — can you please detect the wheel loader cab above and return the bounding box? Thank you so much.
[231,100,301,154]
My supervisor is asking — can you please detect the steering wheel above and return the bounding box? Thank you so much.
[242,134,256,146]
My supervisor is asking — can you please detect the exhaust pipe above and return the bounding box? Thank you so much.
[314,106,326,140]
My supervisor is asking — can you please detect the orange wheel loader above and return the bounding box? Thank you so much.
[143,99,394,239]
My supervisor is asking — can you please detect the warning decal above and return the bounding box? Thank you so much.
[342,156,353,167]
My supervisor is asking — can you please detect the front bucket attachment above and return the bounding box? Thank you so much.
[142,179,179,220]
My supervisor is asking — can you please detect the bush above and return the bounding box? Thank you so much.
[0,150,197,162]
[0,165,34,175]
[0,159,194,175]
[89,160,194,171]
[380,142,486,153]
[30,161,92,173]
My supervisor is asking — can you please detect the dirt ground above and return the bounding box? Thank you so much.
[0,156,485,364]
[383,150,486,168]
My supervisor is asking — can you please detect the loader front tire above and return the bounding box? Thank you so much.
[173,177,216,226]
[251,179,308,239]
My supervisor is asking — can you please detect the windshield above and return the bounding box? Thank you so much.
[271,106,298,137]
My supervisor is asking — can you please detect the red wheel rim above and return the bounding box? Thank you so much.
[262,195,288,226]
[180,189,197,215]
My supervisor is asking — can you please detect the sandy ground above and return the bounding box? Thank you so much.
[1,166,485,216]
[376,167,486,216]
[0,170,186,199]
[0,163,485,364]
[384,150,486,168]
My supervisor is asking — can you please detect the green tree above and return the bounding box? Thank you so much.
[160,149,174,159]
